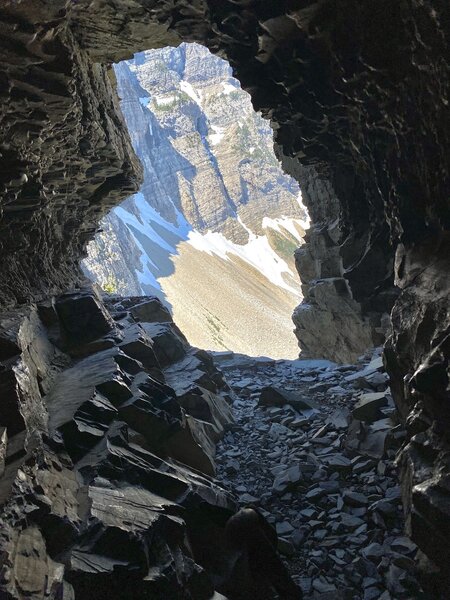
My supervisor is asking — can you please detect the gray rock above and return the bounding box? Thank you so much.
[339,513,365,530]
[312,577,337,593]
[323,454,352,474]
[343,490,368,507]
[391,536,417,554]
[362,543,385,561]
[359,427,391,459]
[305,487,327,501]
[239,493,259,504]
[352,392,389,422]
[259,385,318,410]
[326,407,350,430]
[278,538,296,556]
[276,521,294,536]
[268,422,291,440]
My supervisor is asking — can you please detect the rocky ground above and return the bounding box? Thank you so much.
[213,350,425,600]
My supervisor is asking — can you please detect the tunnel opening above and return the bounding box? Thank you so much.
[82,43,310,360]
[0,2,448,598]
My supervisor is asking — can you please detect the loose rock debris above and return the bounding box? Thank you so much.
[213,350,424,599]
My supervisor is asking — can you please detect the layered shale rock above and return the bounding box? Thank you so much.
[215,351,424,598]
[0,287,237,598]
[0,0,449,593]
[0,1,142,307]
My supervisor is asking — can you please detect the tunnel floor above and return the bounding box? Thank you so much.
[214,351,423,599]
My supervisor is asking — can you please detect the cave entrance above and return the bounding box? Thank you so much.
[83,43,309,360]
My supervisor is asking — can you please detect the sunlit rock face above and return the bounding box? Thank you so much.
[84,43,308,358]
[0,0,449,592]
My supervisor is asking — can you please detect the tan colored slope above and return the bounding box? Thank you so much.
[159,241,302,359]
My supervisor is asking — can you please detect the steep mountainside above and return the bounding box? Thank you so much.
[83,43,308,359]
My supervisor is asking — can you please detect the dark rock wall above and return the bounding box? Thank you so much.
[0,288,236,598]
[1,0,449,589]
[0,3,141,306]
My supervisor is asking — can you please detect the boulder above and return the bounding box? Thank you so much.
[326,407,350,430]
[164,412,217,476]
[164,349,228,395]
[55,292,115,347]
[141,322,188,367]
[175,386,234,441]
[258,385,318,410]
[118,323,160,371]
[352,392,389,422]
[130,297,172,323]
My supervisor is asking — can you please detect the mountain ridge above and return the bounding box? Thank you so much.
[84,43,308,358]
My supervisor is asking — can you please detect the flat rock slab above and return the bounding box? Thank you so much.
[353,392,389,422]
[258,385,318,410]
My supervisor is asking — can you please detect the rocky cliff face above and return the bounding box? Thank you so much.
[83,43,308,359]
[0,0,449,595]
[0,288,237,598]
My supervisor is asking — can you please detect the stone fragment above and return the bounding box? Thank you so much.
[391,536,417,554]
[352,392,389,422]
[364,586,382,600]
[259,385,318,409]
[352,456,377,474]
[366,371,389,390]
[323,454,352,474]
[276,521,294,536]
[0,427,6,477]
[340,513,365,530]
[278,538,296,556]
[312,576,337,593]
[344,357,383,385]
[239,493,259,504]
[141,322,188,367]
[272,465,302,494]
[326,408,350,430]
[268,422,290,440]
[328,385,348,396]
[319,480,340,493]
[305,487,326,502]
[359,427,390,459]
[362,543,384,561]
[129,297,172,323]
[343,490,368,507]
[55,292,115,347]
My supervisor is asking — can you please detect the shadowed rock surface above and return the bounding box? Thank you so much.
[214,351,425,598]
[0,288,239,598]
[0,0,449,596]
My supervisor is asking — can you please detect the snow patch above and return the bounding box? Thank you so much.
[222,81,238,95]
[262,216,308,241]
[209,124,225,146]
[187,228,300,294]
[112,192,191,292]
[154,94,177,106]
[209,132,225,145]
[237,216,255,237]
[180,80,203,106]
[296,192,311,229]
